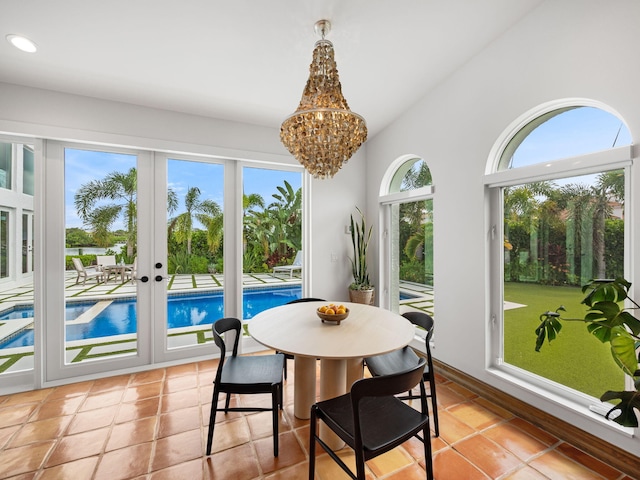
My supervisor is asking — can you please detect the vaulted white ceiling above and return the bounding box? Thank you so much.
[0,0,543,137]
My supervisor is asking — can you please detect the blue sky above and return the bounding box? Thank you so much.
[65,149,301,230]
[511,106,632,168]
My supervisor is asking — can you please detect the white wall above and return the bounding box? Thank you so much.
[366,0,640,454]
[309,148,367,302]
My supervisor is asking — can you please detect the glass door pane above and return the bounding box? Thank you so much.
[502,171,625,398]
[64,148,139,364]
[394,199,434,315]
[242,167,302,321]
[21,213,33,274]
[165,158,224,349]
[0,140,36,379]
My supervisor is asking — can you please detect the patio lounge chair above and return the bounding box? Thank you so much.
[272,251,302,278]
[72,257,104,285]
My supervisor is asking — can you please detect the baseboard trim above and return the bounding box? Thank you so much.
[434,359,640,477]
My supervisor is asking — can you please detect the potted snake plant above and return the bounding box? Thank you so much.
[349,207,375,304]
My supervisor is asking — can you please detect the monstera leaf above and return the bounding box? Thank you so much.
[536,278,640,428]
[600,387,640,428]
[581,278,630,306]
[535,308,564,352]
[608,328,639,376]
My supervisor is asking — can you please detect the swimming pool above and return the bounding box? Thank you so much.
[400,291,421,300]
[0,285,303,349]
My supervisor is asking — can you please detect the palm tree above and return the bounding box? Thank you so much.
[169,186,222,255]
[244,208,272,261]
[591,169,624,278]
[243,193,265,214]
[242,192,266,260]
[503,184,543,282]
[74,167,138,257]
[75,168,180,260]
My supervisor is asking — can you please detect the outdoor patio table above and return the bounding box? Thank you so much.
[248,301,414,449]
[103,264,133,283]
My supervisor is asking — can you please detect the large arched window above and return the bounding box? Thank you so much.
[485,103,633,413]
[379,156,434,328]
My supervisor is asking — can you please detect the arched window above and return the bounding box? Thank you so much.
[389,157,433,192]
[485,103,632,411]
[499,106,631,169]
[379,156,434,329]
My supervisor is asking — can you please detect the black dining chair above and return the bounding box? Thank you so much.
[309,357,433,480]
[206,317,285,456]
[364,311,439,437]
[280,297,326,379]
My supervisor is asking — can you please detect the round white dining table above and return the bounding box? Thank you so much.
[248,301,415,449]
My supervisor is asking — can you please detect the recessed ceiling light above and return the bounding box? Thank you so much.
[6,34,38,53]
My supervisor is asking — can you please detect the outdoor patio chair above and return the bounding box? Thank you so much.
[309,357,433,480]
[71,257,104,285]
[272,250,302,278]
[96,255,117,282]
[365,311,439,436]
[124,257,137,282]
[206,317,285,457]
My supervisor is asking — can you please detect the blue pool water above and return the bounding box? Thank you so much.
[0,286,303,349]
[400,291,420,300]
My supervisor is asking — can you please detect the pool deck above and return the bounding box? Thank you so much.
[0,272,433,373]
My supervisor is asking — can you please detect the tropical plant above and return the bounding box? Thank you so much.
[243,181,302,269]
[536,278,640,427]
[168,186,223,255]
[242,192,266,258]
[503,171,625,286]
[243,192,265,213]
[168,251,190,274]
[349,207,373,290]
[265,180,302,257]
[65,228,97,247]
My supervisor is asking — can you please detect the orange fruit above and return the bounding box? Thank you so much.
[318,306,327,313]
[336,308,346,314]
[325,308,335,315]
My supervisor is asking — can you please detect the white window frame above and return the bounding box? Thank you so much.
[379,155,435,352]
[485,109,635,431]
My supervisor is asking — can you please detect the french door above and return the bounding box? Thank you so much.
[42,144,229,382]
[43,143,150,381]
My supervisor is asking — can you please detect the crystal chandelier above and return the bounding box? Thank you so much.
[280,20,367,179]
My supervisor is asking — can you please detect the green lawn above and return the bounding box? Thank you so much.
[504,282,624,399]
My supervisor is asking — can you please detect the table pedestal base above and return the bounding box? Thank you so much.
[320,359,346,450]
[294,356,316,420]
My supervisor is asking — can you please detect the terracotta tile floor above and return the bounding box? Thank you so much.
[0,356,633,480]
